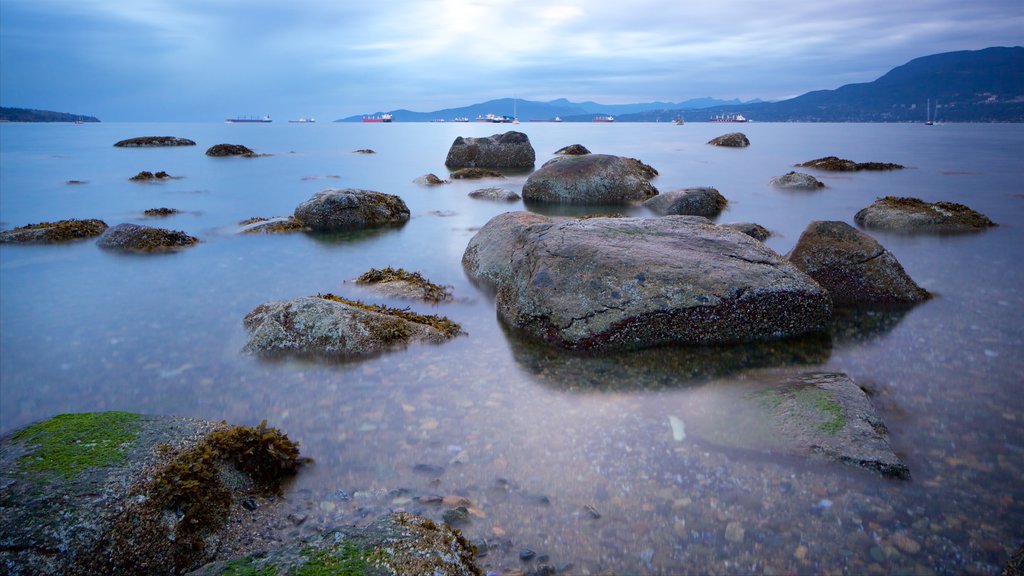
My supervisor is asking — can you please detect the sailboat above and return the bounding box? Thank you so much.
[925,99,934,125]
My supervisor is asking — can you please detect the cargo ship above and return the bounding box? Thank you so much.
[710,114,748,122]
[362,113,393,123]
[226,115,272,123]
[593,115,615,122]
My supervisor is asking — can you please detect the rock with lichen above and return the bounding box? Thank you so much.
[355,267,453,302]
[0,412,302,576]
[854,196,996,233]
[293,189,410,232]
[522,154,659,204]
[242,294,463,357]
[770,171,825,189]
[797,156,904,171]
[114,136,195,147]
[444,131,535,169]
[0,219,108,243]
[644,187,727,217]
[707,132,750,147]
[789,220,930,307]
[96,223,198,252]
[413,173,447,185]
[468,187,521,202]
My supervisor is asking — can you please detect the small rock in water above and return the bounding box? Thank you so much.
[583,504,601,519]
[891,532,921,555]
[442,506,470,527]
[668,415,686,441]
[725,521,745,543]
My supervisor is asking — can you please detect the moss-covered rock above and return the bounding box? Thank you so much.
[238,216,311,234]
[0,219,108,243]
[0,413,302,576]
[355,267,453,302]
[854,196,996,233]
[96,223,199,252]
[797,156,904,171]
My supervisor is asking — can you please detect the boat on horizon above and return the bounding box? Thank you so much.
[475,114,515,123]
[226,115,272,123]
[362,113,393,123]
[288,117,316,123]
[710,113,748,123]
[593,115,615,122]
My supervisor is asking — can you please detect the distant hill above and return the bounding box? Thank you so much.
[623,46,1024,122]
[334,97,760,123]
[0,107,100,123]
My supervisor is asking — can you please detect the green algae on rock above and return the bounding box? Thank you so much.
[11,412,141,479]
[238,216,311,234]
[0,218,109,243]
[355,266,453,303]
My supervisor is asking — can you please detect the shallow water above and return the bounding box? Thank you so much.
[1,121,1022,574]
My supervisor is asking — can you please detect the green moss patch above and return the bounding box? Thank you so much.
[316,293,463,339]
[218,557,279,576]
[295,542,374,576]
[12,412,141,479]
[756,386,845,435]
[355,267,452,302]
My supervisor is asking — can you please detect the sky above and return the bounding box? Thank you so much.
[1,0,1021,122]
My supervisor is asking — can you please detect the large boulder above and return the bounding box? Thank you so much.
[293,189,409,232]
[464,213,832,351]
[643,187,727,217]
[0,219,108,243]
[707,132,750,147]
[243,294,462,357]
[0,412,301,576]
[96,223,198,251]
[788,221,930,307]
[770,171,825,189]
[854,196,996,233]
[522,154,659,204]
[113,136,195,147]
[682,372,910,478]
[444,131,535,169]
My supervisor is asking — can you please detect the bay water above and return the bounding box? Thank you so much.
[1,121,1022,574]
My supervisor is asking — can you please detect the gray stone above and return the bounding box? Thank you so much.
[293,189,409,232]
[770,171,825,189]
[707,132,750,147]
[444,131,536,169]
[237,216,310,234]
[554,144,591,155]
[414,173,447,185]
[205,143,255,157]
[721,222,771,241]
[114,136,195,147]
[96,223,198,251]
[788,221,930,307]
[854,196,996,233]
[464,212,832,351]
[644,187,727,217]
[468,187,521,202]
[522,154,659,204]
[0,219,108,243]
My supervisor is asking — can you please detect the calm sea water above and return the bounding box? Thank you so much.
[2,121,1022,574]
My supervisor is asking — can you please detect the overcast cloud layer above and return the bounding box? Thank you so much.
[1,0,1021,121]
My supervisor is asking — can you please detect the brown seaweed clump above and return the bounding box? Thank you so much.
[317,293,463,339]
[356,266,453,302]
[450,167,505,179]
[797,156,904,171]
[0,219,108,243]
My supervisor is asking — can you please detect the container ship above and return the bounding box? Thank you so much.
[226,115,272,123]
[362,113,393,123]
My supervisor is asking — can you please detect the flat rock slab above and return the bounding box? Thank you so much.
[191,512,479,576]
[522,153,659,204]
[464,213,832,351]
[644,187,727,217]
[0,219,108,243]
[770,171,825,189]
[444,131,536,169]
[854,196,996,233]
[681,372,909,478]
[114,136,195,147]
[96,223,198,251]
[243,295,461,358]
[797,156,904,171]
[789,220,930,307]
[293,188,409,232]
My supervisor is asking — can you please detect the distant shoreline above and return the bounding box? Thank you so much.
[0,107,100,123]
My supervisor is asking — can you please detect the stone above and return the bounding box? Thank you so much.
[143,208,180,217]
[205,143,256,157]
[770,171,825,189]
[468,187,521,202]
[554,144,591,155]
[242,294,462,357]
[353,148,376,154]
[414,173,447,185]
[464,213,831,351]
[854,196,996,233]
[129,171,173,181]
[725,521,745,543]
[293,188,409,232]
[0,219,108,243]
[113,136,195,147]
[721,222,771,241]
[644,187,727,217]
[444,131,536,169]
[450,167,504,179]
[788,220,930,307]
[707,132,750,147]
[96,223,198,251]
[522,154,659,204]
[354,267,453,303]
[237,216,310,234]
[797,156,904,171]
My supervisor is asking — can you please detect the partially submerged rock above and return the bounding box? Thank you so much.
[238,216,310,234]
[788,221,930,307]
[468,187,521,202]
[355,266,453,302]
[770,171,825,189]
[644,187,727,217]
[708,132,750,147]
[293,189,410,232]
[205,143,256,157]
[192,512,480,576]
[554,143,591,155]
[854,196,996,233]
[143,207,180,217]
[0,412,302,575]
[96,223,198,252]
[353,148,376,154]
[722,222,771,241]
[444,131,536,169]
[684,372,909,478]
[0,219,108,243]
[243,294,462,357]
[464,213,832,351]
[450,167,504,180]
[414,173,448,185]
[113,136,195,147]
[129,170,173,181]
[797,156,904,171]
[522,154,659,204]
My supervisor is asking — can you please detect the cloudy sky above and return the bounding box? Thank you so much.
[1,0,1021,121]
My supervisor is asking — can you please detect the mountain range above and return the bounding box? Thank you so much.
[338,46,1024,123]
